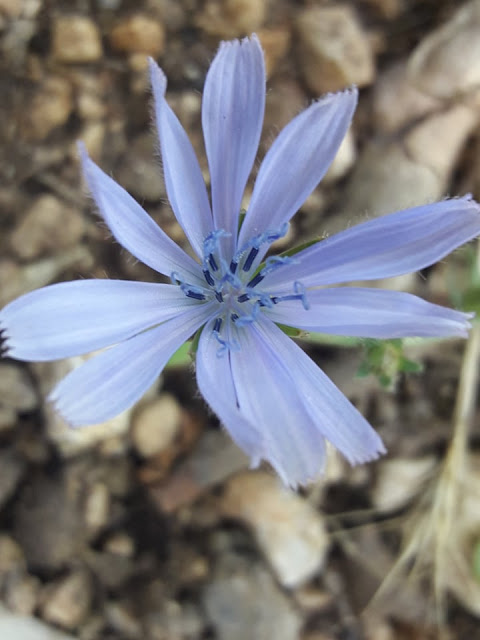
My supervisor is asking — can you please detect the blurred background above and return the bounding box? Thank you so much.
[1,0,480,638]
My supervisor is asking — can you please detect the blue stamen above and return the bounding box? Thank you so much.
[294,281,310,310]
[203,269,215,287]
[203,230,231,275]
[231,223,290,275]
[179,282,207,301]
[263,255,297,275]
[186,290,206,301]
[208,254,218,272]
[212,320,240,356]
[256,293,274,308]
[235,302,260,327]
[215,291,224,303]
[247,273,264,288]
[246,223,289,252]
[242,247,259,272]
[237,293,250,303]
[271,281,309,310]
[229,260,238,274]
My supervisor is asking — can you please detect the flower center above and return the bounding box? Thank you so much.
[173,226,309,354]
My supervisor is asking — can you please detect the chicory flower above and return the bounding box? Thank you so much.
[1,35,479,487]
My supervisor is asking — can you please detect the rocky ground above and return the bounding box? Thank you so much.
[1,0,480,638]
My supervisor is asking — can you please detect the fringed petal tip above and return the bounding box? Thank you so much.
[46,393,73,428]
[76,139,87,161]
[274,461,326,492]
[315,84,358,107]
[0,322,11,359]
[77,141,97,187]
[270,437,386,490]
[76,141,96,188]
[148,56,167,96]
[449,310,475,338]
[47,392,93,430]
[218,33,262,52]
[347,439,387,466]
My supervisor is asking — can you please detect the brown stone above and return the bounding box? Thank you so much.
[257,27,291,77]
[52,15,103,63]
[196,0,267,39]
[11,194,85,260]
[22,76,73,141]
[40,571,92,630]
[109,14,165,57]
[131,394,182,458]
[296,5,375,93]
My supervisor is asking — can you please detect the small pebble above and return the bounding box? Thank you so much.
[40,571,93,630]
[373,457,436,511]
[220,471,330,588]
[0,604,77,639]
[84,482,110,538]
[103,532,135,558]
[296,5,375,93]
[196,0,267,38]
[0,363,37,412]
[0,535,25,576]
[11,194,85,260]
[4,572,41,616]
[131,393,182,458]
[257,27,291,77]
[22,76,73,141]
[109,14,165,57]
[408,0,480,100]
[52,16,103,63]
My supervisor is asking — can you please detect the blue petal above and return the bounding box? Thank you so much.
[0,279,198,361]
[196,319,326,487]
[263,196,480,289]
[265,287,472,338]
[238,88,357,256]
[202,35,265,252]
[79,144,203,283]
[195,318,267,468]
[49,303,215,426]
[149,59,213,258]
[196,315,384,487]
[254,317,386,470]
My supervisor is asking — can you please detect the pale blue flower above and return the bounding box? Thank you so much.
[1,35,479,487]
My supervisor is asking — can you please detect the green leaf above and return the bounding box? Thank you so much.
[237,209,247,233]
[165,340,192,368]
[276,323,305,338]
[460,285,480,316]
[276,236,324,260]
[303,332,364,347]
[399,357,423,374]
[379,373,392,389]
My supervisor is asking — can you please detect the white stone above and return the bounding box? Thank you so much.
[131,393,182,458]
[296,5,375,93]
[40,571,92,629]
[0,605,76,640]
[408,0,480,100]
[220,471,329,588]
[373,457,436,511]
